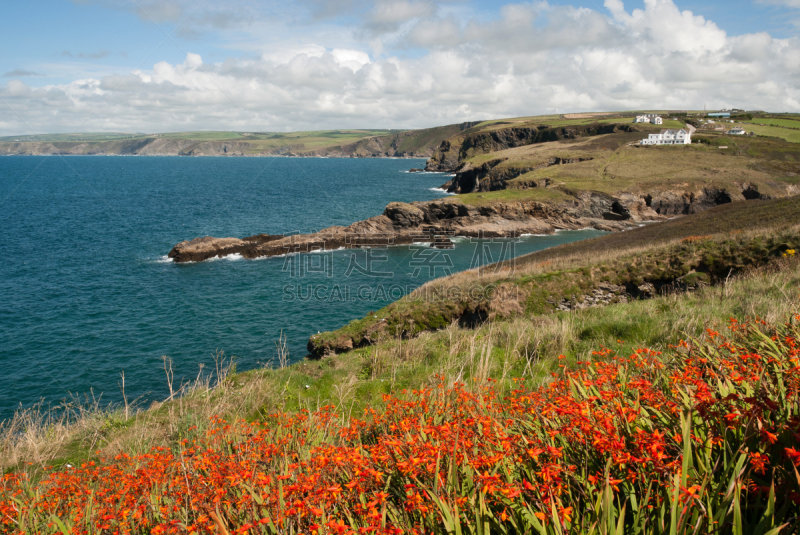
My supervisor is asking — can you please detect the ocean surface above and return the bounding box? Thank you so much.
[0,156,605,420]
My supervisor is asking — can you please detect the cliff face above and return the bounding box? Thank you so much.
[444,157,595,194]
[425,123,638,172]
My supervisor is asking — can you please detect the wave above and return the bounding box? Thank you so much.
[429,187,456,195]
[310,246,347,253]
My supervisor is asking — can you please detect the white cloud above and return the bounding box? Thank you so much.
[331,49,372,71]
[3,0,800,136]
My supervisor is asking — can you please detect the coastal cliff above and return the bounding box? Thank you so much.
[0,122,480,158]
[168,120,800,264]
[168,178,795,263]
[425,123,640,172]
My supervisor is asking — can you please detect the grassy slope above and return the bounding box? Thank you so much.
[732,122,800,143]
[451,127,800,208]
[5,314,800,534]
[310,197,800,353]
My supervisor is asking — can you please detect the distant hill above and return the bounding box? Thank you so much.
[0,123,478,158]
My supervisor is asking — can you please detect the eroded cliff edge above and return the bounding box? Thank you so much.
[168,180,791,263]
[170,120,800,262]
[169,120,800,263]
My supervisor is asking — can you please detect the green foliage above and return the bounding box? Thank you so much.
[313,214,800,355]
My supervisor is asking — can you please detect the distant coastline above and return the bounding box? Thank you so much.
[0,122,479,159]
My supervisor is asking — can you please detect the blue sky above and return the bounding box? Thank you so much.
[1,0,800,135]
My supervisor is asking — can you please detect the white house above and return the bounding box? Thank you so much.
[634,114,663,125]
[727,127,746,135]
[641,129,692,146]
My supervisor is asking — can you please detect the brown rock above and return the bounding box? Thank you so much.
[168,236,250,263]
[384,202,426,228]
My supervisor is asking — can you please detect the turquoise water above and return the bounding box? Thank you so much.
[0,156,605,420]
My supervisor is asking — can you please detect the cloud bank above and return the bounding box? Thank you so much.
[2,0,799,135]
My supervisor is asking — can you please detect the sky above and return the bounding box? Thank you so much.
[1,0,800,135]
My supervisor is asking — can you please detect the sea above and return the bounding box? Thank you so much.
[0,156,605,420]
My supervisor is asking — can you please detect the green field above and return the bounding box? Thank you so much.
[449,128,799,201]
[750,117,800,129]
[0,132,148,142]
[730,122,800,143]
[457,186,572,205]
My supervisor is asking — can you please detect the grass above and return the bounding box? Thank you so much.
[310,198,800,355]
[457,187,571,205]
[438,128,800,209]
[748,117,800,129]
[729,122,800,144]
[2,275,800,533]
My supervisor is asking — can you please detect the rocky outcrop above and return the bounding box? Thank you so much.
[384,202,426,227]
[643,183,789,216]
[167,194,647,263]
[445,156,595,194]
[167,178,798,264]
[168,234,284,263]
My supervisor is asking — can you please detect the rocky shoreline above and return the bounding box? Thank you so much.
[168,194,656,263]
[169,178,793,263]
[167,119,799,263]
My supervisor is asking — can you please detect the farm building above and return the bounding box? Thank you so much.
[641,129,692,146]
[634,114,663,125]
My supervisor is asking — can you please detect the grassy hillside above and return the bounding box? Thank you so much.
[310,197,800,355]
[4,311,800,534]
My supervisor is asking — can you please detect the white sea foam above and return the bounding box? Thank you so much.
[205,253,243,262]
[264,251,298,259]
[520,233,550,238]
[310,246,347,253]
[155,255,173,264]
[429,187,456,195]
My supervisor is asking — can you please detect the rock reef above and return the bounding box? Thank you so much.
[168,195,654,263]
